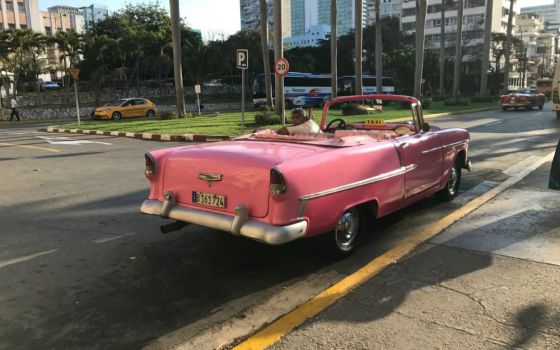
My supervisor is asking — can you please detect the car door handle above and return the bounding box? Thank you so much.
[400,142,410,149]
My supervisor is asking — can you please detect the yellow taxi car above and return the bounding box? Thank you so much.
[93,98,158,120]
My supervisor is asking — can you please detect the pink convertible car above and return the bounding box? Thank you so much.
[141,95,471,256]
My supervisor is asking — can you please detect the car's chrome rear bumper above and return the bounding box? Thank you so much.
[140,194,307,245]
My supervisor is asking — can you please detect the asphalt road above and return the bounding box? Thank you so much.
[0,105,559,350]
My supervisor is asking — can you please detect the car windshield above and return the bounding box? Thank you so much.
[237,95,421,147]
[517,89,536,94]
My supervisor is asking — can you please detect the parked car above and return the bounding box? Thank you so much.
[500,88,545,111]
[92,98,157,120]
[40,81,61,91]
[140,94,471,256]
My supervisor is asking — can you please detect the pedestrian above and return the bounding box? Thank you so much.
[549,138,560,190]
[9,97,20,121]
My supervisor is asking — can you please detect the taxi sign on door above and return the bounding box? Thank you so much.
[274,58,289,77]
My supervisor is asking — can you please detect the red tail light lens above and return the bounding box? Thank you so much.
[270,168,287,195]
[145,153,156,176]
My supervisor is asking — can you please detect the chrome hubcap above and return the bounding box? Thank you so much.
[448,167,458,196]
[335,208,359,251]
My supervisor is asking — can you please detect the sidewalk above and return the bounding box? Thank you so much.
[269,161,560,349]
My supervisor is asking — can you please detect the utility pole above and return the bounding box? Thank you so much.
[273,0,285,123]
[330,0,337,99]
[259,0,273,108]
[170,0,186,117]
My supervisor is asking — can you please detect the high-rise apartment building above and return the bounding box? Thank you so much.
[80,4,108,29]
[520,0,560,30]
[291,0,366,37]
[240,0,291,38]
[367,0,402,24]
[0,0,43,31]
[43,5,84,36]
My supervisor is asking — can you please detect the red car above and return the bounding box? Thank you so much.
[500,88,545,111]
[140,95,471,256]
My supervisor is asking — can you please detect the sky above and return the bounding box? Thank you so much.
[38,0,557,40]
[39,0,242,39]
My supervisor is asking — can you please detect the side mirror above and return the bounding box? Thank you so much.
[422,122,431,132]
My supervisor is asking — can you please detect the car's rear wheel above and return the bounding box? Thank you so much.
[502,106,507,111]
[146,109,155,118]
[538,104,544,110]
[323,207,364,258]
[436,158,462,201]
[112,112,122,121]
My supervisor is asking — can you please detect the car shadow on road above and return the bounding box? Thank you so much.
[303,209,560,348]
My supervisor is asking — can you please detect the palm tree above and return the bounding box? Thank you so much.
[439,0,451,98]
[375,0,382,94]
[50,30,85,104]
[480,0,493,97]
[413,0,427,98]
[452,0,464,100]
[331,0,337,99]
[503,0,516,93]
[259,0,273,108]
[355,0,363,95]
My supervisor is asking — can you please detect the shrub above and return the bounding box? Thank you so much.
[159,111,179,120]
[444,97,470,106]
[341,103,377,115]
[254,106,281,126]
[420,97,433,109]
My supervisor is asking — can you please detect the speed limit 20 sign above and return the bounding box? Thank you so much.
[274,58,290,77]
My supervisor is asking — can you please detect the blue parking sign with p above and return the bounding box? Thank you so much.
[237,49,248,69]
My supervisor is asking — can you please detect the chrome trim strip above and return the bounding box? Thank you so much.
[141,199,307,245]
[198,173,223,181]
[422,146,443,154]
[300,165,417,202]
[443,140,468,149]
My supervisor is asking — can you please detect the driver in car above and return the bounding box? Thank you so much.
[276,108,321,135]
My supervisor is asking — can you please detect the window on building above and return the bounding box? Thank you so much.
[6,2,13,11]
[465,0,485,8]
[20,24,26,29]
[8,23,15,29]
[402,8,416,17]
[18,2,24,12]
[45,27,52,36]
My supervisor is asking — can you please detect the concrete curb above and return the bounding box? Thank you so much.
[423,106,498,120]
[43,127,230,143]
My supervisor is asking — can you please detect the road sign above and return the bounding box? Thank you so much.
[237,49,249,69]
[68,68,80,80]
[194,84,201,94]
[274,58,289,77]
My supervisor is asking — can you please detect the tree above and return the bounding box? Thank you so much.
[413,0,427,97]
[439,0,453,97]
[259,0,273,108]
[375,0,382,94]
[330,0,337,99]
[452,0,464,100]
[503,0,515,92]
[355,0,363,95]
[479,0,493,97]
[50,29,85,105]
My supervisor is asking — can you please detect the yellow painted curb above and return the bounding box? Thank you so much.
[233,150,555,350]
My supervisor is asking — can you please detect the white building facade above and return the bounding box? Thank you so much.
[240,0,291,39]
[285,24,330,48]
[520,0,560,31]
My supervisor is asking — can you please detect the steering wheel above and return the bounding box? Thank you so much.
[325,118,347,133]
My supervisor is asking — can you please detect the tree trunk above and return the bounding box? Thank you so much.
[375,0,382,94]
[273,0,285,123]
[355,0,363,95]
[503,0,515,94]
[439,0,446,97]
[170,0,187,117]
[331,0,337,99]
[259,0,274,108]
[413,0,427,98]
[452,0,464,100]
[480,0,493,97]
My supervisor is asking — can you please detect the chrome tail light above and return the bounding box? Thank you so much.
[270,168,287,195]
[145,153,156,176]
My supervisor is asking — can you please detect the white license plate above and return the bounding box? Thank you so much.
[192,191,225,208]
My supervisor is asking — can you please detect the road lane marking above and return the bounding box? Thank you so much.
[0,141,61,152]
[0,249,58,269]
[36,136,112,146]
[233,150,556,350]
[93,232,137,244]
